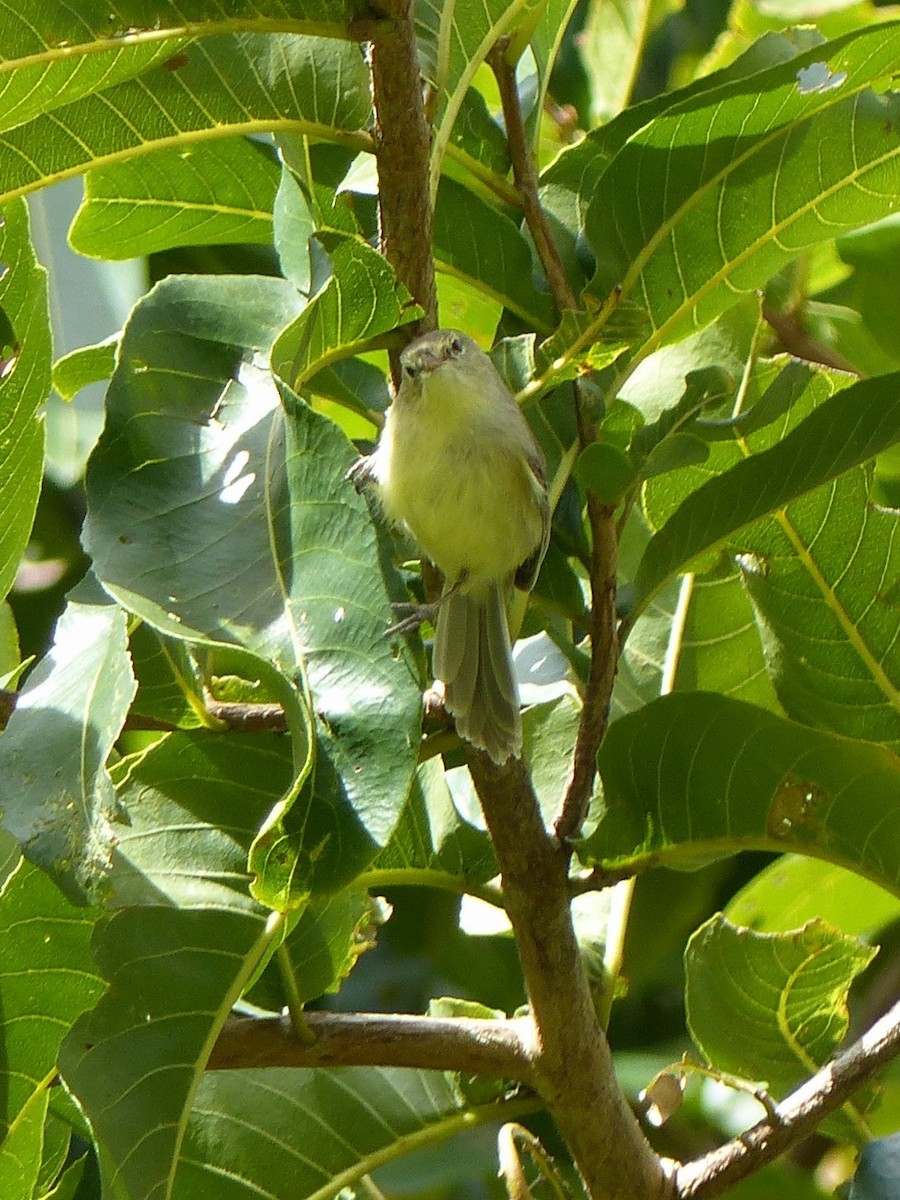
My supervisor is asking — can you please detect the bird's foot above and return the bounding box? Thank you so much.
[346,455,377,493]
[385,601,437,638]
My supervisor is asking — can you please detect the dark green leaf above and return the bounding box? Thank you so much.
[0,35,371,205]
[59,906,276,1200]
[434,178,557,332]
[272,230,422,390]
[582,693,900,892]
[633,372,900,615]
[84,275,421,899]
[574,441,637,504]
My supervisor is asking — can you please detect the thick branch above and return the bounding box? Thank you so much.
[208,1011,535,1080]
[370,0,437,346]
[675,997,900,1199]
[488,44,576,314]
[468,752,672,1200]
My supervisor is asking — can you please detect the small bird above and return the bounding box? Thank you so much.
[350,329,549,763]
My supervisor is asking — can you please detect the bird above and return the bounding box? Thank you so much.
[349,329,549,763]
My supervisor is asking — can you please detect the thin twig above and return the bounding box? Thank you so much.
[555,497,618,840]
[488,40,577,314]
[675,997,900,1199]
[0,688,288,734]
[208,1011,536,1080]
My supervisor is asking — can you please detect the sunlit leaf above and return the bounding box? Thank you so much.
[686,914,876,1136]
[0,594,136,902]
[0,200,49,602]
[582,692,900,892]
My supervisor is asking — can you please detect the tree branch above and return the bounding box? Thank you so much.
[488,42,576,314]
[0,688,288,734]
[208,1011,535,1081]
[468,752,673,1200]
[370,0,437,354]
[675,997,900,1199]
[555,497,618,840]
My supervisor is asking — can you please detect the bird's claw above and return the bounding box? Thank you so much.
[385,601,436,638]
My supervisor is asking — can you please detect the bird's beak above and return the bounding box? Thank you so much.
[400,345,444,379]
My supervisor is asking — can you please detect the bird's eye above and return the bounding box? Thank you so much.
[404,364,416,378]
[449,336,463,355]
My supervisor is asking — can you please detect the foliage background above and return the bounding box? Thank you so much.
[1,0,899,1198]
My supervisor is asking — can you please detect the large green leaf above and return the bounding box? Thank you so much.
[174,1068,529,1200]
[0,2,371,131]
[736,467,900,750]
[109,731,293,911]
[632,371,900,615]
[0,850,104,1194]
[69,137,280,260]
[581,693,900,892]
[586,23,900,352]
[0,594,136,903]
[83,274,421,899]
[578,0,656,123]
[0,199,49,602]
[59,906,277,1200]
[686,915,876,1135]
[0,34,371,205]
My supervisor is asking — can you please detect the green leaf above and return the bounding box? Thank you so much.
[736,467,900,750]
[433,178,557,332]
[175,1068,530,1200]
[127,624,207,729]
[574,442,637,504]
[247,889,380,1011]
[51,337,118,402]
[0,34,372,206]
[0,1088,46,1200]
[83,274,421,899]
[613,554,783,719]
[273,162,316,294]
[632,371,900,616]
[0,853,103,1195]
[69,138,280,260]
[522,0,581,144]
[578,0,656,123]
[369,757,497,886]
[0,595,136,903]
[586,24,900,352]
[0,3,373,132]
[686,915,876,1123]
[727,855,900,937]
[0,200,49,602]
[110,731,293,911]
[58,905,278,1200]
[272,230,422,391]
[418,0,544,196]
[581,693,900,891]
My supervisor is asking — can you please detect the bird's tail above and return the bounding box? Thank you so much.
[433,583,521,763]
